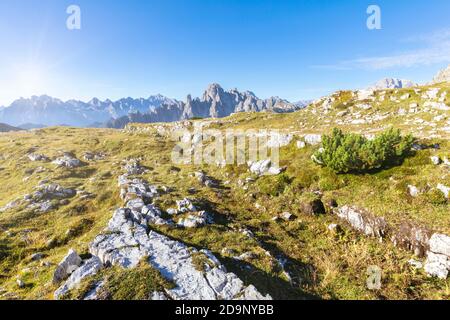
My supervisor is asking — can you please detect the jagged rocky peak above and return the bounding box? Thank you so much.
[203,83,225,101]
[432,64,450,84]
[369,78,417,90]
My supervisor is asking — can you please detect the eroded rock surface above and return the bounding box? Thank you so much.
[424,234,450,279]
[335,206,387,239]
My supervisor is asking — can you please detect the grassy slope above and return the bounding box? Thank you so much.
[0,84,449,300]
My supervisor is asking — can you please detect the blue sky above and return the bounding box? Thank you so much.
[0,0,449,106]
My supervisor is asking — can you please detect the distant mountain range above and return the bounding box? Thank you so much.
[367,78,417,90]
[0,94,178,128]
[0,84,309,129]
[0,123,22,132]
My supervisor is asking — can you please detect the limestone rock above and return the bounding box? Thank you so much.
[28,153,49,162]
[52,249,82,284]
[248,159,282,176]
[336,206,387,239]
[54,256,103,299]
[437,184,449,199]
[52,154,81,168]
[303,134,322,146]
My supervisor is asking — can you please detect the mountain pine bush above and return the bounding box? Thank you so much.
[312,128,414,173]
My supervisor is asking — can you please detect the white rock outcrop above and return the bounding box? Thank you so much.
[424,234,450,279]
[54,256,103,299]
[52,249,83,284]
[335,206,387,239]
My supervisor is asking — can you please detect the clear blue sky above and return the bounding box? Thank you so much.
[0,0,449,106]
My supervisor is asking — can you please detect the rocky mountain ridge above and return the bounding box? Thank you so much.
[0,84,307,128]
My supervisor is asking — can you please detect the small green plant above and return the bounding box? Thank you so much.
[313,128,414,173]
[258,173,291,196]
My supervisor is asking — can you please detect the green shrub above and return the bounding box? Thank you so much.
[313,128,414,173]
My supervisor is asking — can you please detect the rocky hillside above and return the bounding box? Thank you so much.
[0,79,448,300]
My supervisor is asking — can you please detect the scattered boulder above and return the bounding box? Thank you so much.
[30,253,44,261]
[176,198,196,213]
[408,259,423,269]
[280,212,295,221]
[177,211,213,228]
[248,159,282,176]
[335,206,387,239]
[424,234,450,279]
[301,199,326,215]
[52,154,81,168]
[296,141,306,149]
[150,291,168,300]
[16,279,25,288]
[28,153,49,162]
[54,256,103,299]
[303,134,322,146]
[52,249,83,284]
[83,152,105,161]
[436,184,449,199]
[327,223,342,235]
[430,156,441,165]
[391,222,432,257]
[407,185,420,197]
[123,159,146,175]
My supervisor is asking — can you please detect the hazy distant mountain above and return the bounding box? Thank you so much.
[0,123,22,132]
[368,78,417,90]
[106,83,307,128]
[0,94,180,127]
[18,123,47,130]
[432,64,450,83]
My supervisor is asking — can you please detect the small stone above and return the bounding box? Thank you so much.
[408,259,423,269]
[407,185,420,197]
[166,208,178,215]
[280,212,294,221]
[271,216,281,222]
[16,279,25,288]
[31,253,44,261]
[301,199,326,215]
[430,156,441,165]
[150,291,168,300]
[437,184,449,199]
[296,141,306,149]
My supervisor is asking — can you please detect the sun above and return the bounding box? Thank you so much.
[14,64,47,98]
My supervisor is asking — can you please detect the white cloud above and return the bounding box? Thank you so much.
[312,29,450,70]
